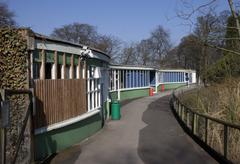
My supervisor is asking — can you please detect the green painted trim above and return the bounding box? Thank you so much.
[110,88,149,101]
[34,113,102,161]
[58,52,63,64]
[87,58,107,67]
[74,55,78,65]
[45,50,54,63]
[66,53,71,65]
[33,49,41,62]
[157,83,186,91]
[33,49,54,63]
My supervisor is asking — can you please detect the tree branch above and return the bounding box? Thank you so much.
[204,42,240,56]
[228,0,240,37]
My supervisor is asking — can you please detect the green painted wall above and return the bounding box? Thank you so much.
[157,83,186,91]
[110,88,149,101]
[120,88,149,101]
[34,113,102,161]
[110,84,185,102]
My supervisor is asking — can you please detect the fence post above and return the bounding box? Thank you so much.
[205,117,208,144]
[224,125,228,159]
[195,115,198,135]
[182,106,185,121]
[192,113,195,134]
[178,101,180,115]
[186,110,189,127]
[179,104,183,117]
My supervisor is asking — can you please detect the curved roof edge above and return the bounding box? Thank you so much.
[20,28,110,59]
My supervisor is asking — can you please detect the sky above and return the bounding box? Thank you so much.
[5,0,229,45]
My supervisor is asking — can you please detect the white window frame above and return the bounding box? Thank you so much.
[87,66,102,112]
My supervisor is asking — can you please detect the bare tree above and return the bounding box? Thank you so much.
[119,43,138,65]
[51,23,98,47]
[95,35,122,63]
[136,39,152,66]
[177,34,202,76]
[176,0,240,54]
[149,25,172,66]
[228,0,240,37]
[176,0,218,29]
[160,47,179,68]
[173,0,240,83]
[118,25,172,67]
[0,2,16,27]
[51,22,123,63]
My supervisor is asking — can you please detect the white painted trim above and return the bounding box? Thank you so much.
[117,70,120,100]
[34,110,100,135]
[158,69,196,73]
[109,86,151,93]
[157,82,186,85]
[109,65,155,70]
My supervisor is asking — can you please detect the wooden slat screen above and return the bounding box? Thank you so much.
[34,79,87,129]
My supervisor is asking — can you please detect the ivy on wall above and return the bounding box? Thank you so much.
[0,28,28,89]
[0,28,31,163]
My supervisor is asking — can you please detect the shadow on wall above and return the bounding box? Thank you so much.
[34,99,102,163]
[34,97,57,162]
[137,96,215,164]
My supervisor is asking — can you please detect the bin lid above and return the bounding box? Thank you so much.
[112,100,119,103]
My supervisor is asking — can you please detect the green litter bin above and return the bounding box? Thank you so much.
[111,100,121,120]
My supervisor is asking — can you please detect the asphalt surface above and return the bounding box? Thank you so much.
[50,91,217,164]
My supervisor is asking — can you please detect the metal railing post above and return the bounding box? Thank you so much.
[205,117,208,144]
[224,125,228,159]
[182,106,185,121]
[195,115,198,135]
[186,110,189,127]
[172,84,240,163]
[177,101,181,115]
[192,113,195,134]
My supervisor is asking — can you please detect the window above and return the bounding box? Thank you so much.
[32,50,41,79]
[45,63,53,79]
[72,65,77,79]
[65,65,70,79]
[87,66,101,111]
[57,64,62,79]
[33,62,41,79]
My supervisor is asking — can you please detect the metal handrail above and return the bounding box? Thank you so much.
[171,84,240,162]
[172,94,240,130]
[0,88,35,164]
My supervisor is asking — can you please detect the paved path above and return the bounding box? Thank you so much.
[51,92,217,164]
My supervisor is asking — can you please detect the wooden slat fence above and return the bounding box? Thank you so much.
[34,79,86,129]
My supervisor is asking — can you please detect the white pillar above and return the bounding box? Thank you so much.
[155,71,158,93]
[118,70,120,100]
